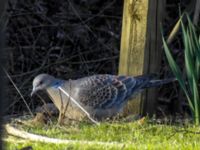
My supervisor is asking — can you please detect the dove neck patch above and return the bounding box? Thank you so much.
[52,80,64,88]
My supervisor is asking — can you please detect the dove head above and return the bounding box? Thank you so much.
[31,74,56,96]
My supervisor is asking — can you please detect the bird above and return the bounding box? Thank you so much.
[31,73,175,124]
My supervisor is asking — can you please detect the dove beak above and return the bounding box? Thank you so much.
[31,87,36,97]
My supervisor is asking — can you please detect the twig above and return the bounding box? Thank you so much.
[57,85,70,125]
[8,49,103,78]
[58,86,100,125]
[62,80,71,118]
[67,0,113,51]
[3,68,34,117]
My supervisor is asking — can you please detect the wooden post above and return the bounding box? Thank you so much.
[119,0,148,115]
[141,0,165,116]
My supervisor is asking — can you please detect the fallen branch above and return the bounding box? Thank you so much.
[4,124,128,148]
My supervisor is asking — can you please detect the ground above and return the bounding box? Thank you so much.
[4,116,200,150]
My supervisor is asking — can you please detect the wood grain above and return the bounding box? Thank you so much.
[119,0,148,115]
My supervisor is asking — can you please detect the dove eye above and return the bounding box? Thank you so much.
[39,81,43,85]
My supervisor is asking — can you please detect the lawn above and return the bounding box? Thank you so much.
[4,117,200,150]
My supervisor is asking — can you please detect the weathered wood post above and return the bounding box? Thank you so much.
[119,0,166,116]
[141,0,166,116]
[119,0,148,115]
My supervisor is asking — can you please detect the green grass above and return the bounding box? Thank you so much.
[4,118,200,150]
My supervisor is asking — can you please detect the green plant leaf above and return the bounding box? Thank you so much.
[162,36,194,112]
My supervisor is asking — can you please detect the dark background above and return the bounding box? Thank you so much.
[5,0,123,115]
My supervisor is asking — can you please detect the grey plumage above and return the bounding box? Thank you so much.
[31,74,175,122]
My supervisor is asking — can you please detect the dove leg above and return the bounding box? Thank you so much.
[58,111,65,125]
[57,89,64,125]
[58,96,70,125]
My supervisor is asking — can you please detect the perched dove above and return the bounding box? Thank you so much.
[31,74,175,124]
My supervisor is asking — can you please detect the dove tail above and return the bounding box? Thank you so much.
[143,78,177,88]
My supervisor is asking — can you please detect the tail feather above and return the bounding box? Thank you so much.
[143,78,177,88]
